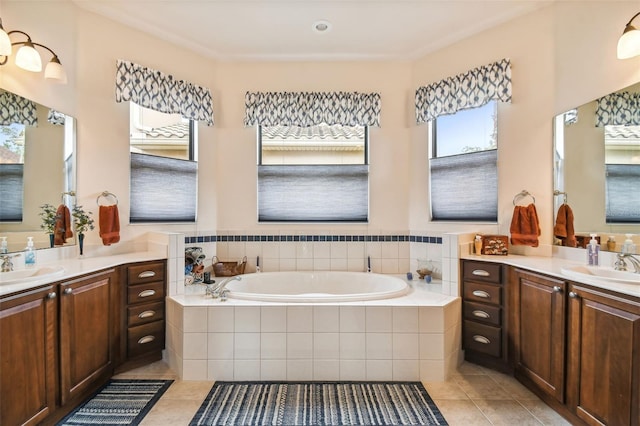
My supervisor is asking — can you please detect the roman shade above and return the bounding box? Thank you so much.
[244,91,381,127]
[415,58,512,123]
[606,164,640,223]
[115,59,214,126]
[0,164,23,221]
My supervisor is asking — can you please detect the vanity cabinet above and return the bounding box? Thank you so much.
[510,268,566,403]
[461,260,510,372]
[566,283,640,426]
[121,260,166,369]
[59,269,116,405]
[0,285,57,426]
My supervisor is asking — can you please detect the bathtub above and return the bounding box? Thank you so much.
[224,271,410,303]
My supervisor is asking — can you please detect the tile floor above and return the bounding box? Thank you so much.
[113,360,572,425]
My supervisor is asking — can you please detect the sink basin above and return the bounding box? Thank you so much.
[561,265,640,285]
[0,266,66,285]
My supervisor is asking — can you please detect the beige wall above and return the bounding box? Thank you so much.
[1,0,639,251]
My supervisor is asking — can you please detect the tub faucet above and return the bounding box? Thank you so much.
[614,253,640,274]
[209,276,241,298]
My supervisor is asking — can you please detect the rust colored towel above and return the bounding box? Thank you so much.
[54,204,73,246]
[554,204,577,247]
[99,205,120,246]
[510,203,541,247]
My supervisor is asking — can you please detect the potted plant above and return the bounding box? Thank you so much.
[39,203,60,247]
[72,205,95,255]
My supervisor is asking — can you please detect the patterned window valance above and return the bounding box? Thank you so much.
[243,91,381,127]
[415,58,512,124]
[595,92,640,127]
[47,109,66,126]
[0,91,37,126]
[115,59,214,126]
[564,109,578,125]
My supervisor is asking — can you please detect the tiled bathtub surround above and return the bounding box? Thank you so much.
[165,285,461,382]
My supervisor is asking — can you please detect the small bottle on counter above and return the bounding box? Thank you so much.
[0,237,7,254]
[474,235,483,255]
[24,237,36,268]
[587,234,599,266]
[622,234,636,255]
[606,236,616,252]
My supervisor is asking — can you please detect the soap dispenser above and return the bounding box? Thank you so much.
[0,237,7,254]
[622,234,636,255]
[24,237,36,268]
[587,234,599,266]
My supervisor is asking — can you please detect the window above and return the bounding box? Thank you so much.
[605,124,640,223]
[258,124,368,222]
[129,103,197,222]
[430,101,498,221]
[0,123,25,221]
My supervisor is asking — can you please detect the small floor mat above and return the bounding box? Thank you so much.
[57,379,174,425]
[190,381,448,425]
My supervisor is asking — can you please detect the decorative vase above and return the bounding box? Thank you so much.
[49,234,55,248]
[79,233,84,256]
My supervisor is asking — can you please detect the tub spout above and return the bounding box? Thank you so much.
[210,276,242,298]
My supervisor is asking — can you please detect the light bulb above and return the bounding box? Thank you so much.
[617,25,640,59]
[0,25,11,56]
[45,57,67,84]
[15,40,42,72]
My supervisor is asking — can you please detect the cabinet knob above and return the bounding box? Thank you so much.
[553,286,562,293]
[569,291,579,299]
[472,269,490,277]
[138,335,156,345]
[138,310,156,319]
[64,288,73,295]
[472,335,491,344]
[472,290,491,299]
[472,310,490,319]
[47,292,57,299]
[138,271,156,279]
[138,289,156,298]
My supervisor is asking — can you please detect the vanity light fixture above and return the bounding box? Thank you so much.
[617,11,640,59]
[0,18,67,83]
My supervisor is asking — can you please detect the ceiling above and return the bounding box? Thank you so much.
[72,0,555,61]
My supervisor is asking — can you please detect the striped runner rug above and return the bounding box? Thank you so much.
[57,379,173,425]
[190,382,448,425]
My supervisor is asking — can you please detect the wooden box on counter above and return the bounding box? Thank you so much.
[481,235,509,255]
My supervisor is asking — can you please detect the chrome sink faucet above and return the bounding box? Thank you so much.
[614,253,640,274]
[1,253,20,272]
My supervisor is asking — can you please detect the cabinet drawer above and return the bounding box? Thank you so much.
[127,281,164,304]
[128,301,165,327]
[463,261,501,284]
[463,301,501,326]
[464,281,502,305]
[128,321,165,358]
[464,320,501,357]
[128,262,165,285]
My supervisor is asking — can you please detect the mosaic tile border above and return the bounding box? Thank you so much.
[184,234,442,244]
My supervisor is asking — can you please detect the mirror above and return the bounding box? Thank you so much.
[554,82,640,252]
[0,89,76,253]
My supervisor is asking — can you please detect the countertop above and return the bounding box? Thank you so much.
[0,251,167,297]
[461,253,640,299]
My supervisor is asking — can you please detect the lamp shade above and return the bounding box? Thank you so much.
[15,41,42,72]
[44,57,67,84]
[617,24,640,59]
[0,27,10,56]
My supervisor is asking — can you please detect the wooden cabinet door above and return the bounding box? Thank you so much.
[567,284,640,426]
[512,269,566,403]
[59,270,114,405]
[0,285,57,426]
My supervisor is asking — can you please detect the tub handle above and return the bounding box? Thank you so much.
[473,335,491,345]
[472,310,490,319]
[472,290,491,299]
[472,269,490,277]
[138,289,156,298]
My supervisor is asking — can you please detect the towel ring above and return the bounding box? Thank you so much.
[61,190,76,203]
[97,191,118,206]
[513,190,535,206]
[553,190,568,204]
